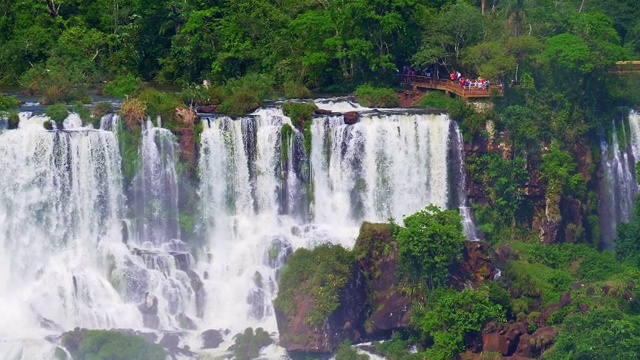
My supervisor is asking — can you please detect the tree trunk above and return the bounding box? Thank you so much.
[481,0,486,14]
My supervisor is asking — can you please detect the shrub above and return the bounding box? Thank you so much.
[336,340,369,360]
[61,329,167,360]
[137,88,182,123]
[7,111,19,129]
[73,102,92,123]
[282,102,317,128]
[102,74,143,97]
[547,309,640,359]
[120,97,146,131]
[393,205,465,289]
[20,57,90,104]
[274,244,355,325]
[354,84,398,107]
[46,103,69,123]
[375,332,421,360]
[282,102,318,156]
[43,120,54,130]
[218,91,261,115]
[418,91,457,109]
[414,288,506,360]
[231,327,273,360]
[284,81,311,99]
[0,94,20,111]
[179,83,210,107]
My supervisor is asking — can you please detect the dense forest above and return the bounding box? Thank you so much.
[2,0,640,359]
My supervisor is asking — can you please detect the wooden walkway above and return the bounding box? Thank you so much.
[612,61,640,74]
[399,75,503,100]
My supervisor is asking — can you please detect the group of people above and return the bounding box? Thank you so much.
[450,71,494,91]
[401,66,506,93]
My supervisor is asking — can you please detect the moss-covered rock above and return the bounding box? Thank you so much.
[46,103,69,123]
[229,327,273,360]
[60,328,167,360]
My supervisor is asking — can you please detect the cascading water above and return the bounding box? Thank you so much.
[1,101,478,358]
[0,113,202,359]
[0,116,138,358]
[129,119,181,244]
[599,111,640,248]
[197,102,476,350]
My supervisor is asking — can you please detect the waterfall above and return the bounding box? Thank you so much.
[197,104,475,339]
[0,122,139,354]
[599,111,640,248]
[1,102,477,358]
[129,119,181,244]
[0,113,201,358]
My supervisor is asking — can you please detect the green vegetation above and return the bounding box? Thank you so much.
[413,288,506,360]
[45,103,69,123]
[393,205,465,289]
[353,84,398,108]
[217,74,275,115]
[0,95,19,111]
[61,329,167,360]
[102,75,143,97]
[418,91,458,109]
[547,309,640,359]
[274,244,354,325]
[231,327,273,360]
[615,194,640,267]
[282,102,317,156]
[335,340,369,360]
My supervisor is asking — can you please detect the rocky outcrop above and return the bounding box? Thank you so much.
[480,322,557,358]
[450,241,499,289]
[514,327,557,358]
[275,222,507,354]
[482,322,528,356]
[355,223,411,338]
[275,262,368,353]
[201,329,226,349]
[174,107,197,175]
[343,111,360,125]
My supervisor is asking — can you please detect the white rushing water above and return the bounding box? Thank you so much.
[0,103,475,359]
[0,119,139,358]
[197,103,472,352]
[599,111,640,248]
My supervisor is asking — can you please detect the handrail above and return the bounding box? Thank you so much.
[399,75,503,99]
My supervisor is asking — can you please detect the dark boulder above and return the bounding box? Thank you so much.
[514,327,557,358]
[201,329,225,349]
[343,111,360,125]
[482,322,528,356]
[138,292,160,329]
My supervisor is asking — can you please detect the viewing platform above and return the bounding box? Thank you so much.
[612,61,640,74]
[399,75,503,100]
